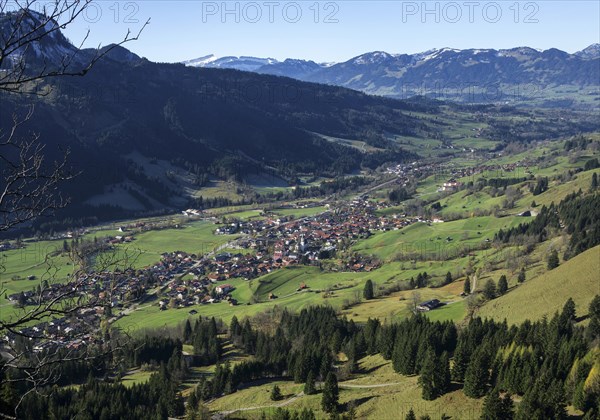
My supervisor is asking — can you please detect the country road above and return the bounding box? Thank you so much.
[210,380,403,418]
[339,381,401,389]
[212,391,305,419]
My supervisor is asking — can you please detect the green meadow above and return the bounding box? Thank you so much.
[477,245,600,325]
[352,216,522,262]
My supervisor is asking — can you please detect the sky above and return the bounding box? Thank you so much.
[50,1,600,63]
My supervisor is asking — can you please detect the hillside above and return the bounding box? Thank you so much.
[477,245,600,324]
[0,12,434,226]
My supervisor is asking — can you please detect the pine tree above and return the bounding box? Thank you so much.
[451,341,469,382]
[517,372,566,419]
[464,277,471,294]
[464,349,490,398]
[321,372,339,413]
[270,384,282,401]
[480,388,513,419]
[363,279,374,300]
[591,172,598,189]
[483,279,497,300]
[497,275,508,296]
[419,348,438,400]
[304,371,316,395]
[405,408,416,420]
[481,389,502,419]
[445,271,452,285]
[501,394,514,419]
[560,298,576,325]
[183,319,192,343]
[547,249,559,270]
[437,352,451,396]
[517,268,526,283]
[586,295,600,341]
[229,315,241,338]
[393,338,417,375]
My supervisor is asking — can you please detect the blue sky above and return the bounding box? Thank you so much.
[59,1,600,63]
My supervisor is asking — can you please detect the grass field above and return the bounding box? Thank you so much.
[477,245,600,325]
[121,369,155,388]
[341,283,466,325]
[206,354,484,419]
[112,220,237,269]
[352,216,522,261]
[272,206,328,218]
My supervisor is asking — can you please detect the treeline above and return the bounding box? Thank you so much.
[16,350,187,419]
[186,306,361,405]
[564,136,593,152]
[124,336,182,367]
[480,176,529,189]
[186,176,372,210]
[396,298,600,418]
[496,190,600,259]
[186,316,222,366]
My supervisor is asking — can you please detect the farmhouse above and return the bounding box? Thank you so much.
[417,299,443,311]
[440,179,462,192]
[215,284,234,295]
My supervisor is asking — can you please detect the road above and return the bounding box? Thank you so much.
[338,381,401,389]
[212,391,304,419]
[210,380,403,418]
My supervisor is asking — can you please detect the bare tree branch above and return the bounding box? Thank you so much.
[0,1,150,94]
[0,2,147,416]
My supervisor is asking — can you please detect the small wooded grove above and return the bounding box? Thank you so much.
[495,190,599,260]
[4,298,600,419]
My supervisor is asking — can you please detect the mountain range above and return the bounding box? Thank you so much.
[184,45,600,104]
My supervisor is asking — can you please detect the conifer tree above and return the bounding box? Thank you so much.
[464,277,471,294]
[586,295,600,341]
[405,408,416,420]
[445,271,453,285]
[363,279,374,300]
[547,249,559,270]
[480,388,514,419]
[393,338,417,375]
[321,372,339,413]
[483,279,496,300]
[517,268,526,283]
[451,341,469,382]
[481,389,503,419]
[270,384,282,401]
[498,275,508,296]
[304,371,316,395]
[419,348,437,400]
[183,319,192,343]
[464,349,490,398]
[437,352,452,396]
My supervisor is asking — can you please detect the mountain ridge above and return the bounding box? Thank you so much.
[184,45,600,104]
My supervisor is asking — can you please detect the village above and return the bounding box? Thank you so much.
[5,195,437,351]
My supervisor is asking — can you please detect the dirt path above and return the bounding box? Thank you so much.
[212,392,304,419]
[210,380,403,418]
[339,381,401,389]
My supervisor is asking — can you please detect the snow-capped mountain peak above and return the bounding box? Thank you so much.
[181,55,280,72]
[351,51,394,65]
